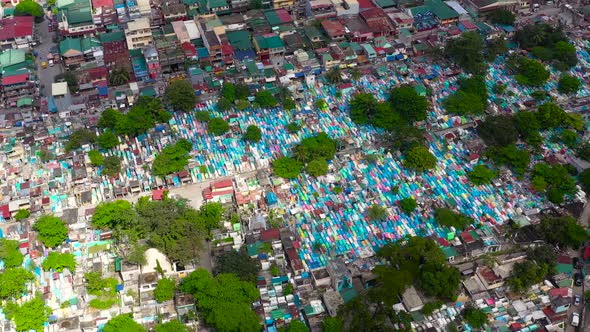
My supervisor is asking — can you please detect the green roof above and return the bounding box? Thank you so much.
[265,35,284,49]
[400,28,412,37]
[339,287,358,303]
[263,9,283,26]
[59,38,82,55]
[425,0,459,20]
[81,37,101,52]
[556,263,573,275]
[183,0,198,4]
[304,26,325,41]
[0,49,26,70]
[65,7,93,25]
[375,0,396,8]
[349,42,362,52]
[3,7,14,16]
[283,63,294,71]
[227,30,253,50]
[415,84,427,96]
[140,86,157,97]
[207,0,227,8]
[264,68,275,78]
[100,31,125,43]
[245,61,259,76]
[441,246,458,258]
[17,97,33,107]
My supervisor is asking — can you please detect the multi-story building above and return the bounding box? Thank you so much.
[125,17,154,49]
[306,0,337,19]
[143,45,160,79]
[0,16,35,49]
[57,0,97,36]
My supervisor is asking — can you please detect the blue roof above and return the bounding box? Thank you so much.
[197,47,209,58]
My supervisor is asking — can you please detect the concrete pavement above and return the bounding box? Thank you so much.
[35,13,62,98]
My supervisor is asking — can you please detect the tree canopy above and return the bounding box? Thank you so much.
[165,80,197,112]
[404,145,436,172]
[467,164,498,185]
[154,278,176,302]
[208,118,230,136]
[445,32,486,74]
[154,320,187,332]
[321,317,343,332]
[531,163,576,204]
[444,76,488,116]
[0,267,35,300]
[514,58,550,86]
[306,158,329,177]
[507,259,550,293]
[180,269,260,332]
[463,307,487,329]
[88,150,104,167]
[434,208,474,230]
[0,239,24,268]
[367,204,388,221]
[389,85,429,123]
[14,209,30,221]
[98,98,171,137]
[152,139,192,177]
[215,248,260,283]
[255,90,278,108]
[477,115,518,147]
[243,125,262,143]
[538,216,586,249]
[221,82,237,102]
[15,0,44,20]
[33,215,68,248]
[91,200,137,230]
[284,320,309,332]
[399,197,417,214]
[273,157,302,179]
[293,133,337,163]
[557,75,581,95]
[487,144,530,174]
[65,128,96,152]
[103,314,146,332]
[488,9,515,25]
[3,297,52,332]
[42,252,76,272]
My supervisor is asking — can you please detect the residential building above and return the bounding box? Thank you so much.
[154,35,184,71]
[0,49,26,72]
[253,34,286,61]
[0,16,34,49]
[143,45,160,79]
[57,0,97,36]
[409,0,460,26]
[360,8,395,37]
[207,0,230,13]
[130,48,150,81]
[272,0,294,9]
[332,0,359,16]
[321,20,347,40]
[125,18,154,49]
[307,0,337,19]
[463,0,518,15]
[162,0,188,21]
[227,30,256,61]
[59,37,103,69]
[100,30,131,70]
[1,68,34,106]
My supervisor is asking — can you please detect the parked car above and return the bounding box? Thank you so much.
[574,273,583,286]
[574,295,581,306]
[571,312,580,327]
[573,257,582,269]
[48,59,54,67]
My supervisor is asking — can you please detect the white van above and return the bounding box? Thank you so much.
[571,312,580,327]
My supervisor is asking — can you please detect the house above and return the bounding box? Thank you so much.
[57,0,97,36]
[321,20,347,40]
[548,287,572,314]
[51,82,73,112]
[206,0,229,13]
[304,26,327,44]
[387,11,414,31]
[253,34,286,61]
[263,8,294,28]
[130,49,150,82]
[154,34,184,70]
[410,0,459,31]
[227,30,256,61]
[59,37,102,69]
[143,45,160,79]
[125,18,153,50]
[463,0,518,15]
[2,69,34,106]
[100,31,131,70]
[0,16,34,49]
[172,20,200,44]
[307,0,337,20]
[360,8,394,37]
[0,49,26,72]
[343,16,372,42]
[162,0,187,21]
[332,0,359,16]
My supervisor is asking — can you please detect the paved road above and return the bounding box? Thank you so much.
[35,13,62,98]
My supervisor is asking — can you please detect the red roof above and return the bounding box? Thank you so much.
[548,287,570,298]
[213,179,233,189]
[261,229,280,242]
[1,73,29,86]
[460,20,477,30]
[92,0,113,7]
[557,255,572,264]
[152,189,165,201]
[460,231,475,243]
[321,20,346,38]
[0,204,9,219]
[211,189,234,197]
[0,16,34,41]
[584,246,590,260]
[89,67,109,80]
[221,44,234,56]
[182,42,197,56]
[275,8,293,23]
[356,0,376,9]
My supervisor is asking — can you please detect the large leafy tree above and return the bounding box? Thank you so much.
[243,125,262,143]
[293,133,337,163]
[367,204,388,221]
[208,118,230,136]
[321,317,343,332]
[15,0,44,21]
[462,307,488,329]
[152,139,192,177]
[486,144,530,174]
[155,320,187,332]
[165,80,197,112]
[445,32,486,74]
[254,90,278,108]
[0,268,34,300]
[515,58,550,86]
[154,278,176,302]
[221,82,236,102]
[398,197,417,214]
[444,76,488,116]
[348,93,378,125]
[389,85,429,123]
[488,9,515,25]
[42,252,76,272]
[103,156,121,177]
[306,158,329,177]
[285,320,309,332]
[65,128,96,152]
[467,164,498,185]
[507,260,549,293]
[180,269,260,332]
[0,239,24,268]
[4,297,52,332]
[477,115,517,147]
[97,131,119,150]
[91,200,137,230]
[552,41,577,69]
[33,215,68,248]
[557,75,581,95]
[418,263,461,300]
[198,202,223,236]
[103,314,146,332]
[404,145,436,172]
[434,208,474,230]
[538,216,586,249]
[273,157,302,179]
[531,163,576,203]
[214,248,260,283]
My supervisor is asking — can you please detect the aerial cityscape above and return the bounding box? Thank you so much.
[0,0,589,331]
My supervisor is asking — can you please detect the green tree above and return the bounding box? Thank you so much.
[477,115,517,147]
[180,269,260,332]
[235,83,250,100]
[293,133,337,163]
[15,0,44,21]
[235,99,251,111]
[217,98,233,111]
[515,58,550,86]
[531,163,576,203]
[561,129,578,148]
[286,320,309,332]
[306,159,329,177]
[486,36,508,61]
[488,9,515,25]
[103,156,121,177]
[557,74,581,94]
[492,83,507,95]
[283,98,296,110]
[42,252,76,272]
[155,320,187,332]
[418,263,460,300]
[467,164,498,185]
[14,209,30,221]
[367,204,387,221]
[373,101,402,131]
[65,128,96,151]
[91,200,137,230]
[532,46,554,61]
[214,248,260,283]
[286,122,301,134]
[103,314,146,332]
[538,216,586,249]
[109,67,131,86]
[255,90,278,108]
[513,111,541,139]
[383,125,425,152]
[579,144,590,162]
[390,85,429,122]
[4,297,52,332]
[97,131,119,149]
[198,202,223,235]
[152,140,192,177]
[321,317,343,332]
[0,268,34,300]
[326,67,342,84]
[444,91,485,116]
[580,169,590,193]
[98,108,125,129]
[154,278,176,302]
[463,307,487,329]
[315,98,327,109]
[88,150,104,166]
[208,118,230,136]
[221,82,236,102]
[445,31,486,74]
[434,208,474,230]
[553,41,577,69]
[404,145,436,172]
[349,93,378,125]
[398,197,417,214]
[33,215,68,248]
[165,80,197,112]
[273,157,302,179]
[507,260,549,293]
[0,239,24,268]
[487,144,530,174]
[422,301,443,316]
[38,150,55,163]
[195,111,211,122]
[243,125,262,143]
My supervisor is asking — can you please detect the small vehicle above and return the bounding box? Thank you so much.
[41,61,47,69]
[571,312,580,327]
[49,59,54,67]
[574,273,583,286]
[574,295,581,306]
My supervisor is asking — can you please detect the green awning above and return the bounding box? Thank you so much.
[17,97,33,107]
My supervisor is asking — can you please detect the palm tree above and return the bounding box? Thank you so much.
[351,68,361,81]
[109,68,130,86]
